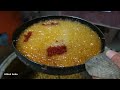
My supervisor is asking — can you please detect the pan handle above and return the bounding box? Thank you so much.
[0,52,17,79]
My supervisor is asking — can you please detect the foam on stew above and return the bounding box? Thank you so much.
[16,19,101,67]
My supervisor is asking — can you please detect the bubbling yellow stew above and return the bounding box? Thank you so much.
[16,19,101,67]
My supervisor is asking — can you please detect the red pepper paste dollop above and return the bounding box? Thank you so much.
[47,45,67,57]
[24,31,32,42]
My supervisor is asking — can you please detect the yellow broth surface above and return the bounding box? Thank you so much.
[16,19,101,67]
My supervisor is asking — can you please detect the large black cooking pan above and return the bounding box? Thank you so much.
[12,16,105,75]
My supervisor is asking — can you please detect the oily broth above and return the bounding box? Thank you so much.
[16,19,101,67]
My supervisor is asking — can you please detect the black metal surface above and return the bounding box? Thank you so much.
[1,57,91,79]
[12,16,105,75]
